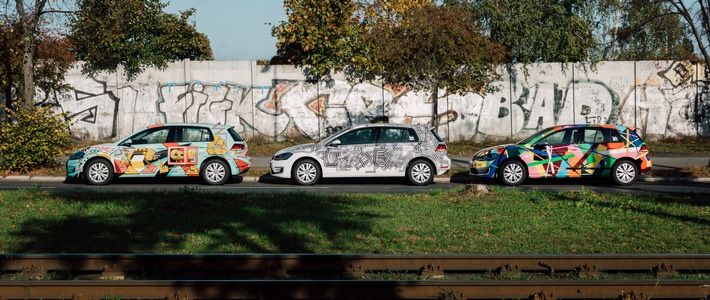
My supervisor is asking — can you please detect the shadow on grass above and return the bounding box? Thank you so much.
[9,190,382,254]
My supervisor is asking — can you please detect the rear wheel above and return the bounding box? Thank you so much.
[407,159,434,186]
[498,160,527,186]
[201,159,231,185]
[292,159,321,185]
[611,159,639,186]
[84,159,114,185]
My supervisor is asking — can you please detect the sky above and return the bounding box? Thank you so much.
[164,0,287,61]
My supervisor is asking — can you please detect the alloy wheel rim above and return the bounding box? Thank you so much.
[503,163,523,184]
[616,162,636,183]
[297,163,317,183]
[411,162,431,183]
[89,163,109,183]
[206,162,226,183]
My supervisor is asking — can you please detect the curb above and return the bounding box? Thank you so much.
[1,175,708,183]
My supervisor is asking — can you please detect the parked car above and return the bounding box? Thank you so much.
[66,123,250,185]
[469,124,652,186]
[270,123,451,185]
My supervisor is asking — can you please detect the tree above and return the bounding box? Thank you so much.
[370,3,506,94]
[70,0,214,81]
[273,0,506,94]
[1,18,75,113]
[458,0,597,64]
[5,0,73,108]
[663,0,710,67]
[271,0,364,82]
[604,0,698,61]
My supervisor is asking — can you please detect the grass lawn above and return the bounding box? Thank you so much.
[1,186,707,254]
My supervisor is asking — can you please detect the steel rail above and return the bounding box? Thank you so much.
[2,253,709,275]
[0,279,708,299]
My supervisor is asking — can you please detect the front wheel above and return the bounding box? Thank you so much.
[84,159,114,185]
[292,159,321,185]
[611,160,639,186]
[201,159,231,185]
[498,160,527,186]
[407,159,434,186]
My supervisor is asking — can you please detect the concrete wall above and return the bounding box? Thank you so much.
[38,60,709,142]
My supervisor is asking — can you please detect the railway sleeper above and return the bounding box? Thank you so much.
[575,263,600,278]
[654,263,678,278]
[101,264,125,280]
[496,263,521,277]
[418,263,444,279]
[19,265,45,280]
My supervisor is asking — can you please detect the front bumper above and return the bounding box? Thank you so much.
[270,159,292,179]
[469,159,496,177]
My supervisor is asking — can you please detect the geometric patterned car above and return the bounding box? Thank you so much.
[470,124,652,186]
[270,123,451,186]
[66,123,250,185]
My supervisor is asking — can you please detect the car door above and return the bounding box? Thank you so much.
[322,127,378,177]
[531,128,578,178]
[374,127,419,176]
[573,128,609,176]
[115,126,171,177]
[165,126,214,177]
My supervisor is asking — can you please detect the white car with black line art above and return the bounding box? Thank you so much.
[270,123,451,185]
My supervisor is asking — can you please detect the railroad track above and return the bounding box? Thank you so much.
[1,254,709,299]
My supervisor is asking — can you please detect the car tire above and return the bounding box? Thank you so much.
[498,159,527,186]
[201,159,231,185]
[292,159,321,185]
[84,159,114,185]
[407,159,434,186]
[611,159,639,186]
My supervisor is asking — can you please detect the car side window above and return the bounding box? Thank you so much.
[378,128,417,143]
[607,128,622,142]
[180,127,213,142]
[583,129,606,143]
[541,129,569,145]
[338,128,376,145]
[131,127,170,145]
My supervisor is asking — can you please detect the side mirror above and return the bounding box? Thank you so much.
[534,140,549,150]
[119,138,133,147]
[328,139,342,146]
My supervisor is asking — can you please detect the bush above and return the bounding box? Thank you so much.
[0,106,72,172]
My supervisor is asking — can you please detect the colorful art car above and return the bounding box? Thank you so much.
[270,123,451,185]
[66,123,250,185]
[469,124,652,186]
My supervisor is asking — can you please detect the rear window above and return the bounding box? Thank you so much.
[228,128,243,142]
[430,129,444,143]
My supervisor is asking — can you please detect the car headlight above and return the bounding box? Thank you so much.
[475,151,498,161]
[69,151,85,160]
[273,152,293,161]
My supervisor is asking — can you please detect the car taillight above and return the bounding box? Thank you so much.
[231,144,245,151]
[436,144,447,152]
[640,145,648,153]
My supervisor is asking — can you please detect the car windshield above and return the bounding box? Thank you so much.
[517,128,551,145]
[319,126,354,145]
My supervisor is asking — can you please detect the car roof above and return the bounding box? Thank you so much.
[145,123,233,129]
[552,124,636,131]
[348,123,430,130]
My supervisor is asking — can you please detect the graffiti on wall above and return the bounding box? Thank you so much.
[45,61,708,141]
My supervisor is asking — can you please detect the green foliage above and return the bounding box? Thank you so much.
[272,0,365,81]
[69,0,214,81]
[469,0,597,63]
[274,1,506,93]
[0,106,72,172]
[370,3,506,94]
[612,0,698,61]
